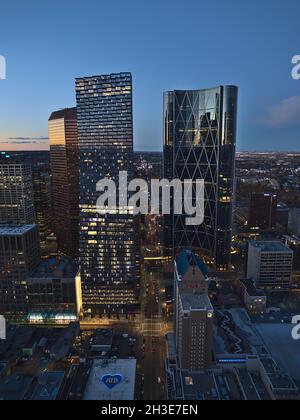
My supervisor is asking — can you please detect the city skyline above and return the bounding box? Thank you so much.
[1,0,300,152]
[1,0,300,404]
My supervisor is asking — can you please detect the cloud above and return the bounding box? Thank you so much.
[267,96,300,127]
[0,136,49,145]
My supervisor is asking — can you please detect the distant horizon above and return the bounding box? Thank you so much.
[1,148,300,155]
[1,0,300,152]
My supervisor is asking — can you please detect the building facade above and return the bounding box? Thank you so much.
[164,86,238,271]
[0,225,40,315]
[247,241,294,290]
[32,163,53,248]
[26,258,82,318]
[76,73,139,315]
[174,250,213,371]
[49,108,79,259]
[249,193,277,230]
[0,163,35,224]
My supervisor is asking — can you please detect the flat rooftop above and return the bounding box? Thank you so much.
[260,357,297,390]
[28,258,78,279]
[31,372,65,401]
[84,359,136,401]
[180,293,213,312]
[0,224,36,236]
[241,279,266,297]
[0,374,33,400]
[249,241,292,253]
[255,323,300,382]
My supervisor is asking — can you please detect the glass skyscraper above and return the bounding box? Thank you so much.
[49,108,79,259]
[164,86,238,271]
[76,73,139,316]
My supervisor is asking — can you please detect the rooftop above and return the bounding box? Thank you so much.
[31,372,65,401]
[180,293,213,312]
[28,258,78,279]
[0,224,37,236]
[240,279,266,297]
[84,359,136,401]
[249,241,292,253]
[49,107,77,121]
[176,250,208,278]
[0,375,33,400]
[261,358,298,391]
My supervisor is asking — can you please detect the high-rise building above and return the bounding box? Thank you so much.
[32,163,53,248]
[49,108,79,259]
[174,250,213,371]
[247,241,293,290]
[249,193,277,230]
[76,73,139,316]
[26,257,82,318]
[164,86,238,271]
[0,162,35,224]
[288,207,300,236]
[0,225,40,315]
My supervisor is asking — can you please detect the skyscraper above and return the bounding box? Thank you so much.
[76,73,139,316]
[249,193,277,230]
[174,250,214,371]
[0,162,35,225]
[164,86,238,271]
[32,163,53,249]
[49,108,79,259]
[0,225,40,315]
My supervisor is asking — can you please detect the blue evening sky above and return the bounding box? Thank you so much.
[0,0,299,151]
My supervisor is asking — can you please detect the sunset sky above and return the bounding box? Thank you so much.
[0,0,300,151]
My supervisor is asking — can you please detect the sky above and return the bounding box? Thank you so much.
[0,0,299,152]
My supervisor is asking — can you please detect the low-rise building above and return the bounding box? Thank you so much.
[237,279,267,314]
[247,241,293,290]
[84,359,136,401]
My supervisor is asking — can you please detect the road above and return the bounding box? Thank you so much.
[138,268,168,400]
[79,264,171,400]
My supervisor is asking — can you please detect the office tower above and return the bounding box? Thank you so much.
[26,257,82,319]
[249,193,277,230]
[247,241,293,290]
[174,250,213,371]
[164,86,238,271]
[0,162,35,224]
[288,207,300,236]
[176,294,214,372]
[76,73,139,316]
[49,108,79,259]
[32,164,53,248]
[277,202,289,229]
[0,225,40,315]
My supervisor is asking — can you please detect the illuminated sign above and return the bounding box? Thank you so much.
[101,374,124,389]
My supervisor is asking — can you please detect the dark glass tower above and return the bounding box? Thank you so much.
[76,73,139,316]
[49,108,79,259]
[164,86,238,271]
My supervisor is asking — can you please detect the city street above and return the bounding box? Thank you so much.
[79,262,171,400]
